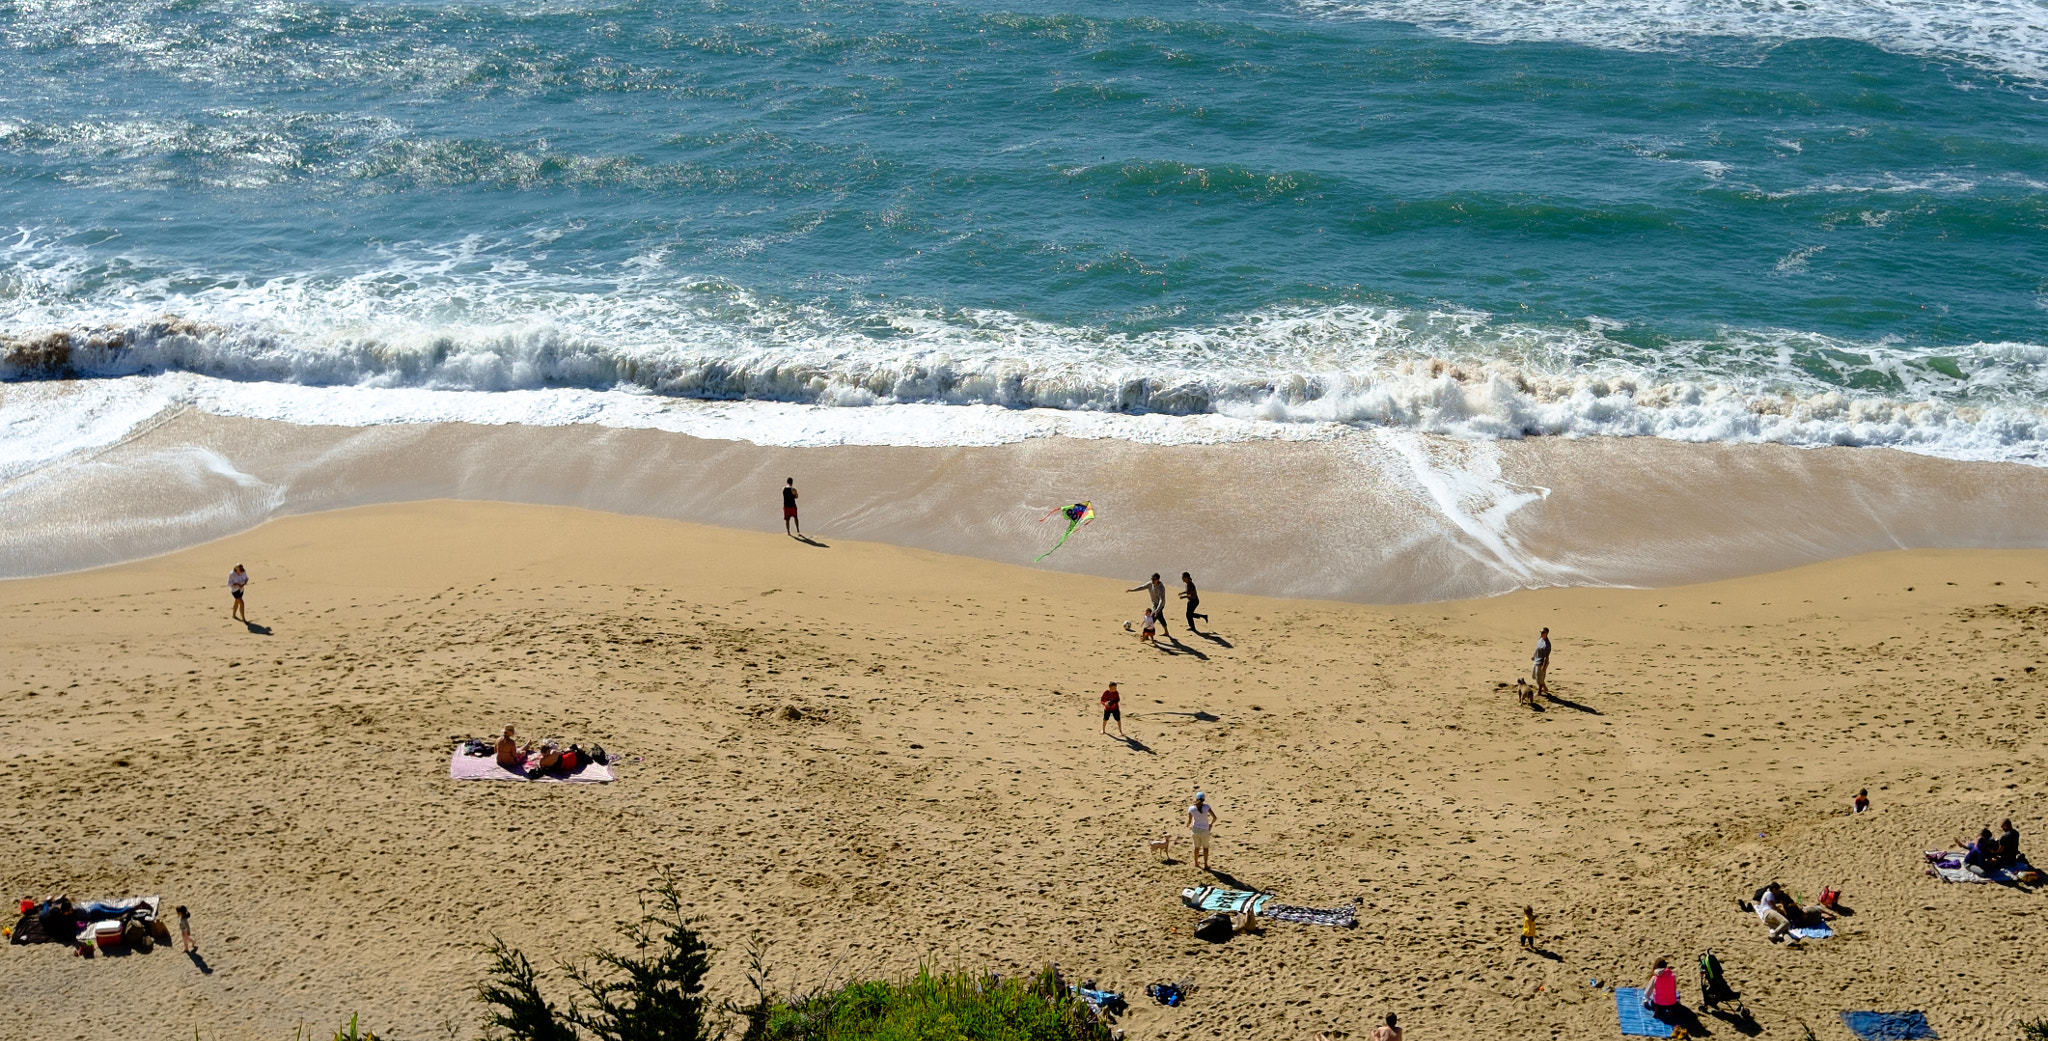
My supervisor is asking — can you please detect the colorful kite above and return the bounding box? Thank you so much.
[1035,502,1095,561]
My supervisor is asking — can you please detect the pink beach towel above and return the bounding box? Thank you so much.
[449,749,616,783]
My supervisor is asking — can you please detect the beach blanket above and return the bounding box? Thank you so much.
[1262,902,1358,928]
[1840,1011,1937,1040]
[1180,886,1272,916]
[1613,989,1676,1038]
[449,749,614,783]
[1924,850,2035,884]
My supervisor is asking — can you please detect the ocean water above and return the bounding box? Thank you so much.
[2,0,2047,561]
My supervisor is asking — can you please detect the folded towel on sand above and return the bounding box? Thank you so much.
[1790,922,1833,940]
[449,749,614,783]
[1613,988,1676,1037]
[1180,886,1272,916]
[1840,1011,1937,1040]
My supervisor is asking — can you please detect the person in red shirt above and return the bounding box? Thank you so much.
[1100,682,1124,738]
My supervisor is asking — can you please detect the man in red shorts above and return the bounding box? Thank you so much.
[782,478,801,536]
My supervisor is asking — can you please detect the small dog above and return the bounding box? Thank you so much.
[1514,678,1538,707]
[1147,835,1172,858]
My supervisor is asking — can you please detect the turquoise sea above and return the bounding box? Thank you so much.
[3,0,2047,462]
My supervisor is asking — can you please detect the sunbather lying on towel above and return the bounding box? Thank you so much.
[1750,882,1832,940]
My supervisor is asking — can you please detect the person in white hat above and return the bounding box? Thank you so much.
[1187,792,1220,870]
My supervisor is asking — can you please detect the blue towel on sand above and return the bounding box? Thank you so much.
[1840,1011,1937,1040]
[1614,989,1675,1038]
[1790,922,1833,940]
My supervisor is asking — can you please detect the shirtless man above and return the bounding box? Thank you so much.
[1129,573,1169,636]
[494,725,525,769]
[525,739,563,778]
[782,478,801,536]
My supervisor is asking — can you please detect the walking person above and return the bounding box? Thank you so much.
[1531,627,1552,697]
[782,478,801,537]
[1179,572,1209,632]
[228,564,249,622]
[1187,791,1219,870]
[1100,682,1124,738]
[1129,573,1169,636]
[176,905,195,954]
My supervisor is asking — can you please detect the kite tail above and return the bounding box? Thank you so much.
[1035,519,1083,562]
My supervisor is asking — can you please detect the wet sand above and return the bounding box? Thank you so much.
[2,500,2045,1040]
[4,410,2048,601]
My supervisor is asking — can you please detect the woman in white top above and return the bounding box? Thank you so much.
[1187,792,1219,869]
[228,565,249,622]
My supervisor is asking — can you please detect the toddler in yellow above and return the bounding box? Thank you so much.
[1519,906,1537,949]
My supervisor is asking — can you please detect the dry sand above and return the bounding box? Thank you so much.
[2,500,2045,1040]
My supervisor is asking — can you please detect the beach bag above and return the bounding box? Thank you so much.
[589,745,608,765]
[1818,886,1839,907]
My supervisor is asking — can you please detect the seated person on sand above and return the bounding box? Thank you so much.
[1641,958,1681,1015]
[1955,827,1997,874]
[495,726,526,769]
[1996,819,2023,868]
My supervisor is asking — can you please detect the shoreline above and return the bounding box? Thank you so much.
[4,409,2048,600]
[1,501,2045,1039]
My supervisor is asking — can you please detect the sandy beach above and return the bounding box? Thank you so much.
[3,498,2046,1040]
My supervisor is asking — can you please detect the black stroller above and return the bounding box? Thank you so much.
[1697,949,1746,1015]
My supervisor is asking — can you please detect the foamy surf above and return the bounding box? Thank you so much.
[1302,0,2048,88]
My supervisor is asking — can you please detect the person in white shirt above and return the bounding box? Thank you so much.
[1187,792,1219,870]
[228,565,249,622]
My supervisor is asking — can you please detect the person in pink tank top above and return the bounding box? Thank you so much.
[1642,958,1680,1012]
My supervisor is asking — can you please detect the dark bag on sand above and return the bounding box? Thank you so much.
[1194,914,1234,943]
[588,745,608,765]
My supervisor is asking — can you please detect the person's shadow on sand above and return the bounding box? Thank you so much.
[1120,735,1155,755]
[1204,868,1261,891]
[1542,690,1600,714]
[1193,630,1232,648]
[1156,636,1207,661]
[791,534,829,548]
[244,621,273,636]
[187,950,213,974]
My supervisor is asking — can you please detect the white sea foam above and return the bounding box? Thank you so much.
[4,230,2048,483]
[1302,0,2048,88]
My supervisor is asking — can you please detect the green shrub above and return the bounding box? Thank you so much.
[755,966,1113,1041]
[2019,1019,2048,1041]
[475,873,713,1041]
